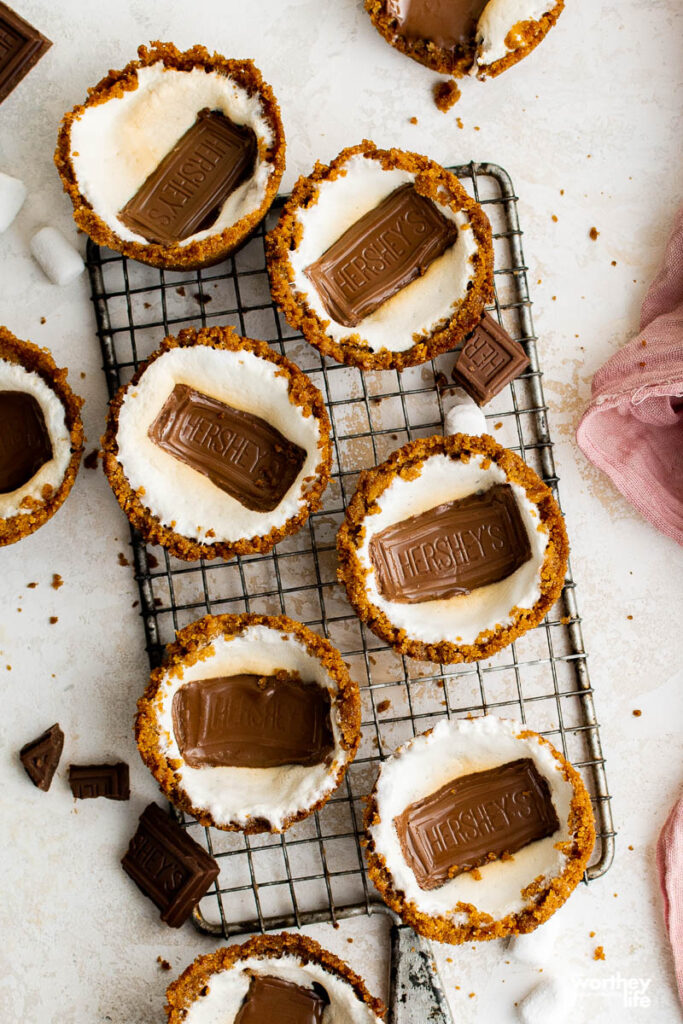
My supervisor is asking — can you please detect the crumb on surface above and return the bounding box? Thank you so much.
[639,361,646,368]
[551,214,558,222]
[157,956,171,971]
[27,581,38,588]
[51,573,63,590]
[117,552,130,567]
[561,615,571,624]
[589,227,599,240]
[626,613,633,619]
[456,117,463,129]
[611,260,617,266]
[632,709,642,717]
[409,116,418,124]
[433,79,461,112]
[594,946,605,961]
[494,421,502,430]
[589,931,595,937]
[377,699,392,713]
[40,316,46,324]
[641,339,647,347]
[176,286,186,297]
[84,448,99,470]
[49,616,58,624]
[628,844,634,850]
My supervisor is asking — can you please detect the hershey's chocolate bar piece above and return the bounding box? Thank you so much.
[119,108,257,244]
[453,313,530,405]
[0,2,51,105]
[386,0,486,51]
[121,802,220,928]
[148,383,306,513]
[68,762,130,801]
[172,672,335,769]
[395,757,560,890]
[369,483,532,604]
[0,390,53,493]
[235,975,329,1024]
[19,722,63,791]
[305,183,458,328]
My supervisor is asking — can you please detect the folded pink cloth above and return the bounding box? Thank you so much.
[576,207,683,545]
[657,794,683,1005]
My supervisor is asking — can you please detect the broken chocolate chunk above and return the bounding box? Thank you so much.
[148,383,306,512]
[452,313,530,405]
[19,722,63,791]
[119,108,257,244]
[369,483,532,603]
[394,757,560,890]
[305,183,458,328]
[121,802,220,928]
[68,762,130,800]
[0,2,51,105]
[172,672,335,769]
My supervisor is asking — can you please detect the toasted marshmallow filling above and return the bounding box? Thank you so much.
[370,716,574,922]
[477,0,559,65]
[115,345,322,544]
[357,452,548,646]
[289,153,477,354]
[181,955,382,1024]
[69,63,275,247]
[154,625,352,831]
[0,359,72,520]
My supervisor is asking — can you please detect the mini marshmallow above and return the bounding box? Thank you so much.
[443,387,487,436]
[518,975,576,1024]
[0,171,27,233]
[30,226,84,286]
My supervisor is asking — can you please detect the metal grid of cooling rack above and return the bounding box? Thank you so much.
[87,162,615,939]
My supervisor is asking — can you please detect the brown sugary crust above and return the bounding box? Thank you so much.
[0,327,84,546]
[364,721,595,944]
[364,0,564,80]
[337,433,568,663]
[266,140,493,371]
[165,932,387,1021]
[54,41,286,271]
[101,326,332,562]
[136,613,362,833]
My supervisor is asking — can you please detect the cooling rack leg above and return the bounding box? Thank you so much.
[389,923,453,1024]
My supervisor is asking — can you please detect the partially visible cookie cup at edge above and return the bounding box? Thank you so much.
[135,614,362,834]
[0,327,84,546]
[364,716,595,944]
[266,140,493,371]
[337,433,568,663]
[54,41,286,271]
[101,326,332,562]
[165,933,386,1022]
[364,1,565,81]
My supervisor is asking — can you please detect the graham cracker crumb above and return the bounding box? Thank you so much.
[433,80,461,112]
[589,227,599,240]
[552,214,558,222]
[51,573,64,590]
[409,116,418,124]
[456,117,463,129]
[593,946,605,961]
[117,552,130,567]
[49,616,58,624]
[157,957,172,971]
[377,699,392,713]
[632,709,642,717]
[84,448,99,469]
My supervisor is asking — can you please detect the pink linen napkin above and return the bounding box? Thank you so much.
[657,794,683,1005]
[576,207,683,545]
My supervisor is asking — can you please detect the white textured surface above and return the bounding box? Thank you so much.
[69,63,275,246]
[289,152,477,353]
[0,356,72,518]
[116,344,322,543]
[477,0,557,66]
[356,452,548,644]
[0,1,682,1023]
[370,717,573,921]
[181,954,382,1024]
[29,225,84,285]
[0,171,27,233]
[153,625,353,831]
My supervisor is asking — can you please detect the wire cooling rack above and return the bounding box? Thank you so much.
[87,162,615,939]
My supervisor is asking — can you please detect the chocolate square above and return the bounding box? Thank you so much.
[121,803,220,928]
[68,762,130,801]
[453,313,530,405]
[19,722,63,791]
[0,2,51,105]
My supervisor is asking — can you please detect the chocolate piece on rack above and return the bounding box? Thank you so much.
[119,108,257,244]
[68,762,130,800]
[148,383,306,512]
[0,2,51,105]
[235,975,329,1024]
[19,723,63,791]
[0,390,53,492]
[121,802,220,928]
[394,757,560,890]
[452,313,530,405]
[304,183,458,328]
[172,673,334,769]
[386,0,487,51]
[369,483,532,603]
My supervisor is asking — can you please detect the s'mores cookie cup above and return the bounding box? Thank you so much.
[337,434,568,663]
[166,933,386,1023]
[102,326,332,562]
[266,141,493,371]
[365,716,595,944]
[55,42,285,270]
[135,614,362,833]
[365,0,564,80]
[0,327,84,546]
